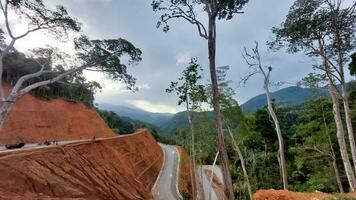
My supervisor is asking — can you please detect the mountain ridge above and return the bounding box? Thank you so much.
[98,86,330,134]
[97,103,174,128]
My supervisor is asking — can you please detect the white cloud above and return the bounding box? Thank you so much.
[176,51,193,67]
[128,100,183,113]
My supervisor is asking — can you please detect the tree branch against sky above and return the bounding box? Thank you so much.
[242,41,288,189]
[0,0,142,129]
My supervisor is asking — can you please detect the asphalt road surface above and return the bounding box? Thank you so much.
[153,144,181,200]
[0,134,134,154]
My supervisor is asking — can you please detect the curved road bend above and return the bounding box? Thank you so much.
[153,144,181,200]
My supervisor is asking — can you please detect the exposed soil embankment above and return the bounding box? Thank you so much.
[0,129,163,200]
[252,189,356,200]
[176,146,196,199]
[0,86,115,145]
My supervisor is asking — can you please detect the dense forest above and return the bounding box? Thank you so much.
[160,80,356,199]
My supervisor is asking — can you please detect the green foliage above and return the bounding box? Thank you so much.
[182,189,190,200]
[270,0,356,65]
[3,50,100,106]
[241,86,329,113]
[6,0,81,39]
[74,35,142,91]
[269,0,328,54]
[350,53,356,76]
[166,58,207,110]
[152,0,248,34]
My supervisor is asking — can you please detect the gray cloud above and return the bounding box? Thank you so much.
[13,0,354,112]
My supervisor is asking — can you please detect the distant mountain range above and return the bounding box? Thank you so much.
[241,86,329,112]
[97,103,174,128]
[98,86,329,134]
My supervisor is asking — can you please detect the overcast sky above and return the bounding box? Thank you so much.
[4,0,354,113]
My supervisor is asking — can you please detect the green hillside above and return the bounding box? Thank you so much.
[241,86,329,113]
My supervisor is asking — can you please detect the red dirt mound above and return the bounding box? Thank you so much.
[252,190,329,200]
[0,129,163,200]
[0,86,115,145]
[252,189,356,200]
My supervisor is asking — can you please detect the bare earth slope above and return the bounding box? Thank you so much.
[0,129,163,200]
[0,86,114,145]
[252,189,356,200]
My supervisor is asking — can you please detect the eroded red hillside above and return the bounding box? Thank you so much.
[0,86,115,145]
[0,129,163,200]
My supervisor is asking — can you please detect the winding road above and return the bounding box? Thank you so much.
[152,144,181,200]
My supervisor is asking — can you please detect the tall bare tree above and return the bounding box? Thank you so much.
[0,0,142,128]
[242,42,288,189]
[152,1,249,198]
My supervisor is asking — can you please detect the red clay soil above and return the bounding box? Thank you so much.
[176,146,196,199]
[252,189,356,200]
[0,86,115,145]
[0,129,163,200]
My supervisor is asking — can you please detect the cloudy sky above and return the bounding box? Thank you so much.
[3,0,353,113]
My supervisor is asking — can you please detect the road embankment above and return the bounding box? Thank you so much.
[0,129,163,200]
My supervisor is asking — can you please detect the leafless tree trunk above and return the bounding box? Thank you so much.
[208,15,234,199]
[243,42,288,189]
[265,80,288,189]
[226,124,252,199]
[332,158,344,193]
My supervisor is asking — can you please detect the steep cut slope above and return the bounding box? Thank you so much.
[0,86,115,145]
[0,129,163,200]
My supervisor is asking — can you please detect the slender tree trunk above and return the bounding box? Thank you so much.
[264,81,288,189]
[185,99,196,199]
[332,17,356,173]
[318,36,356,190]
[332,157,344,193]
[226,125,252,199]
[341,84,356,173]
[322,106,345,193]
[208,16,234,200]
[328,79,356,191]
